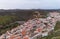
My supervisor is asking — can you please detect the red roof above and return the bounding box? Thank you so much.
[21,30,26,36]
[23,35,29,39]
[9,35,16,39]
[36,28,42,32]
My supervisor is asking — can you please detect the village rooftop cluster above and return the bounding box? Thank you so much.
[0,12,60,39]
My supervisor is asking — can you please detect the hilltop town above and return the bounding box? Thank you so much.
[0,11,60,39]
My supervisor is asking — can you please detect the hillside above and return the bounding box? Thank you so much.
[0,9,60,38]
[0,9,60,20]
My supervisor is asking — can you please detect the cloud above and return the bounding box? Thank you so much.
[0,0,60,9]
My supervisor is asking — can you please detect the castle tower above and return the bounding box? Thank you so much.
[32,11,41,18]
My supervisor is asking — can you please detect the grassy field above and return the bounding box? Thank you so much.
[0,15,19,35]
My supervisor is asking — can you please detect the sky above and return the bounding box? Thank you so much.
[0,0,60,9]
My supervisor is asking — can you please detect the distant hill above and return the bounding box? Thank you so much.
[0,9,60,20]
